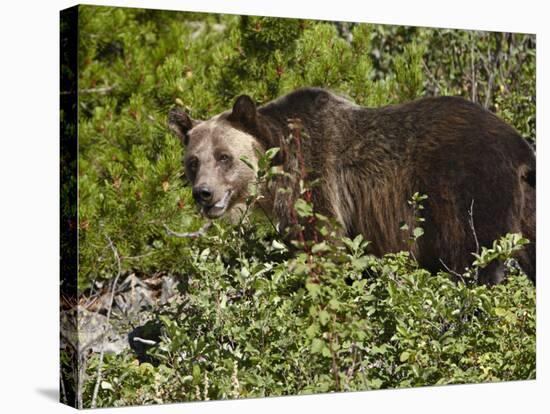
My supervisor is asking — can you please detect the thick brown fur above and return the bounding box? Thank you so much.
[169,87,536,285]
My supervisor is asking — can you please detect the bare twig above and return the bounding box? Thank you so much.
[438,199,481,285]
[470,33,477,103]
[439,258,466,284]
[90,235,123,409]
[121,251,155,260]
[467,199,481,284]
[60,84,117,95]
[482,34,502,109]
[163,221,212,238]
[468,199,480,256]
[345,342,358,388]
[60,372,67,405]
[421,59,443,95]
[327,314,341,392]
[258,202,282,238]
[481,48,495,109]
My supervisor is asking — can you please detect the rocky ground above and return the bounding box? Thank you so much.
[61,273,180,362]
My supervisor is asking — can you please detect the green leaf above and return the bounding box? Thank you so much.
[368,378,383,389]
[271,240,287,250]
[101,381,113,391]
[306,323,319,338]
[306,282,321,298]
[265,147,280,160]
[400,351,411,362]
[311,338,325,354]
[318,310,330,326]
[321,346,332,358]
[312,241,329,254]
[240,155,256,171]
[413,227,424,239]
[192,364,201,382]
[294,199,313,217]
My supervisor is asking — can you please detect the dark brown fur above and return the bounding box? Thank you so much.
[169,87,536,284]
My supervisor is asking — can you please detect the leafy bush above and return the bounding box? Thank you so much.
[82,225,535,405]
[66,5,536,408]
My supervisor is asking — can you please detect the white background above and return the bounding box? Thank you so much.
[0,0,548,412]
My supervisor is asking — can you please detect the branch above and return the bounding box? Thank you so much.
[439,258,465,284]
[470,34,477,103]
[482,34,501,109]
[163,221,212,238]
[60,85,117,96]
[421,60,443,95]
[60,372,67,405]
[90,235,123,409]
[467,199,481,284]
[468,199,480,256]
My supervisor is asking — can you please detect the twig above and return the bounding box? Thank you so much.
[439,258,465,284]
[482,34,501,109]
[328,331,341,391]
[60,372,67,405]
[258,202,282,239]
[60,84,117,95]
[421,60,443,95]
[121,251,155,260]
[468,199,480,256]
[163,221,212,238]
[345,342,358,388]
[470,33,477,103]
[467,199,480,284]
[328,314,341,392]
[90,235,123,409]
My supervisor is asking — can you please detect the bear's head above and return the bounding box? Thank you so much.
[168,95,268,221]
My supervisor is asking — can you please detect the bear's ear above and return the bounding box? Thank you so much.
[168,107,196,145]
[229,95,257,127]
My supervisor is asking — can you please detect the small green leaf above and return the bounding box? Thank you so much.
[321,346,332,358]
[306,323,319,338]
[312,241,329,254]
[311,338,325,354]
[101,381,113,391]
[265,147,280,160]
[318,310,330,326]
[295,199,313,217]
[240,155,256,170]
[413,227,424,238]
[306,282,321,298]
[271,240,287,250]
[192,364,201,381]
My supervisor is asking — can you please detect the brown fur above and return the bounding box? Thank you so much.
[169,88,536,285]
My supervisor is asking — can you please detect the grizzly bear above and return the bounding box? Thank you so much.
[168,87,536,285]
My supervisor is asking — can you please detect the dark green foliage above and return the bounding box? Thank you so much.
[71,6,536,407]
[369,27,536,139]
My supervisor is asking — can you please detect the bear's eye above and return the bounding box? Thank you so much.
[219,154,231,163]
[187,157,199,171]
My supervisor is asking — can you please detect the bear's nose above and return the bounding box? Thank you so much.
[193,186,213,204]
